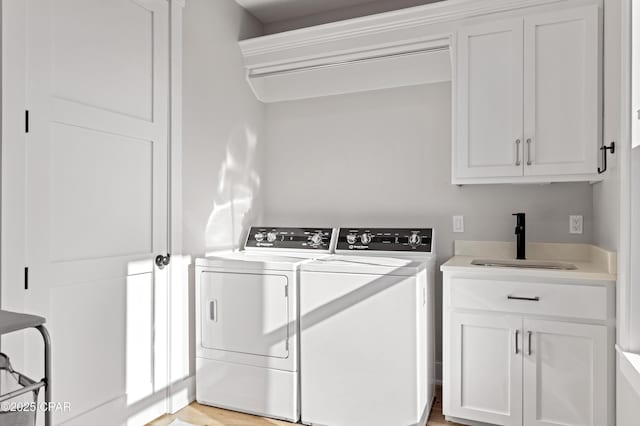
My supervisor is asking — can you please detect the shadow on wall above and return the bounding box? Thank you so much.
[205,125,261,252]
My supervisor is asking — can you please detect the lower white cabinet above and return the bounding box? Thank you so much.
[448,312,523,426]
[523,319,608,426]
[443,274,614,426]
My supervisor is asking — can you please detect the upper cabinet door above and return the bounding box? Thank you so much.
[454,18,524,180]
[523,7,600,176]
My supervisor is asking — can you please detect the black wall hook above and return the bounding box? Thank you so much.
[597,142,615,174]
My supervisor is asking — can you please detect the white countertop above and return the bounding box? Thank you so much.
[441,241,617,282]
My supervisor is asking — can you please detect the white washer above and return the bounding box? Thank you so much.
[195,226,336,422]
[299,227,436,426]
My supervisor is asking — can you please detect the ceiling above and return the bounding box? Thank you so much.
[235,0,436,24]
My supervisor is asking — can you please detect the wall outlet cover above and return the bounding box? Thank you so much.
[570,215,583,234]
[453,215,464,233]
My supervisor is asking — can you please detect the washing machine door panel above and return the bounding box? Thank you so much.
[200,271,289,359]
[301,271,423,426]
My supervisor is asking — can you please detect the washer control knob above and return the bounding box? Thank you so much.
[346,233,358,244]
[254,232,265,242]
[266,232,278,243]
[310,233,323,246]
[408,234,422,246]
[360,233,372,245]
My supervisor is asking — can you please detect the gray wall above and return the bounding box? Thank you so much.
[183,0,265,257]
[261,82,595,378]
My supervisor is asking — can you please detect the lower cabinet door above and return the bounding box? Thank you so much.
[523,319,608,426]
[448,312,523,425]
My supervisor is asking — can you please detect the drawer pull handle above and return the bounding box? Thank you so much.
[507,295,539,302]
[528,331,533,356]
[515,329,520,354]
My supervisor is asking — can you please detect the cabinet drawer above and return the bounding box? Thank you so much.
[449,277,609,320]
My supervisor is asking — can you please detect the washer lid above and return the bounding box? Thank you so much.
[300,254,430,276]
[196,251,322,271]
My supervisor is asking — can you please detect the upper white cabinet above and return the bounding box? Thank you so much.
[453,6,601,184]
[523,8,599,177]
[455,19,524,179]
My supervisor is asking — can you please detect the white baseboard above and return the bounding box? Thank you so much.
[169,375,196,414]
[445,415,495,426]
[59,395,127,426]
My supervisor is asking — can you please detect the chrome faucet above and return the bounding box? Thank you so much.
[513,213,526,260]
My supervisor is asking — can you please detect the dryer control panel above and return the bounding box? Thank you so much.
[336,228,433,252]
[245,227,334,250]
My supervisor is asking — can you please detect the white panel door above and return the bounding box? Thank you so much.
[523,6,599,176]
[455,18,524,179]
[634,0,640,149]
[523,319,608,426]
[199,272,289,358]
[448,312,523,426]
[25,0,169,424]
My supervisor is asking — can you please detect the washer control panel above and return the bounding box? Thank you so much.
[336,228,433,252]
[245,227,334,250]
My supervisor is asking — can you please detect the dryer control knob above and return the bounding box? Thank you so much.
[360,233,372,245]
[310,233,323,246]
[254,232,265,242]
[346,233,358,245]
[267,232,278,243]
[409,234,422,246]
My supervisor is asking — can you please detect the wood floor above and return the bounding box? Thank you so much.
[148,386,462,426]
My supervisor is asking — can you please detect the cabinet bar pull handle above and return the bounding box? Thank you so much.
[528,331,533,356]
[507,295,540,301]
[526,138,532,165]
[515,139,521,166]
[515,329,520,354]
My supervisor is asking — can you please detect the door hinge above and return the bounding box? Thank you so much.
[25,110,29,133]
[24,267,29,290]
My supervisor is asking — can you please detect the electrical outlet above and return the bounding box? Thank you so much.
[453,215,464,233]
[569,215,583,234]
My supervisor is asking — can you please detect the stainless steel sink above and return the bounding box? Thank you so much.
[471,259,577,270]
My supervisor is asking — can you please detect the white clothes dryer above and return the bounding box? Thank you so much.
[195,226,336,422]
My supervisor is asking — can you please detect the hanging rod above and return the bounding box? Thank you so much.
[248,45,450,79]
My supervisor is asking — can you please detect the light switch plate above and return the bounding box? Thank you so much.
[453,215,464,233]
[570,215,583,234]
